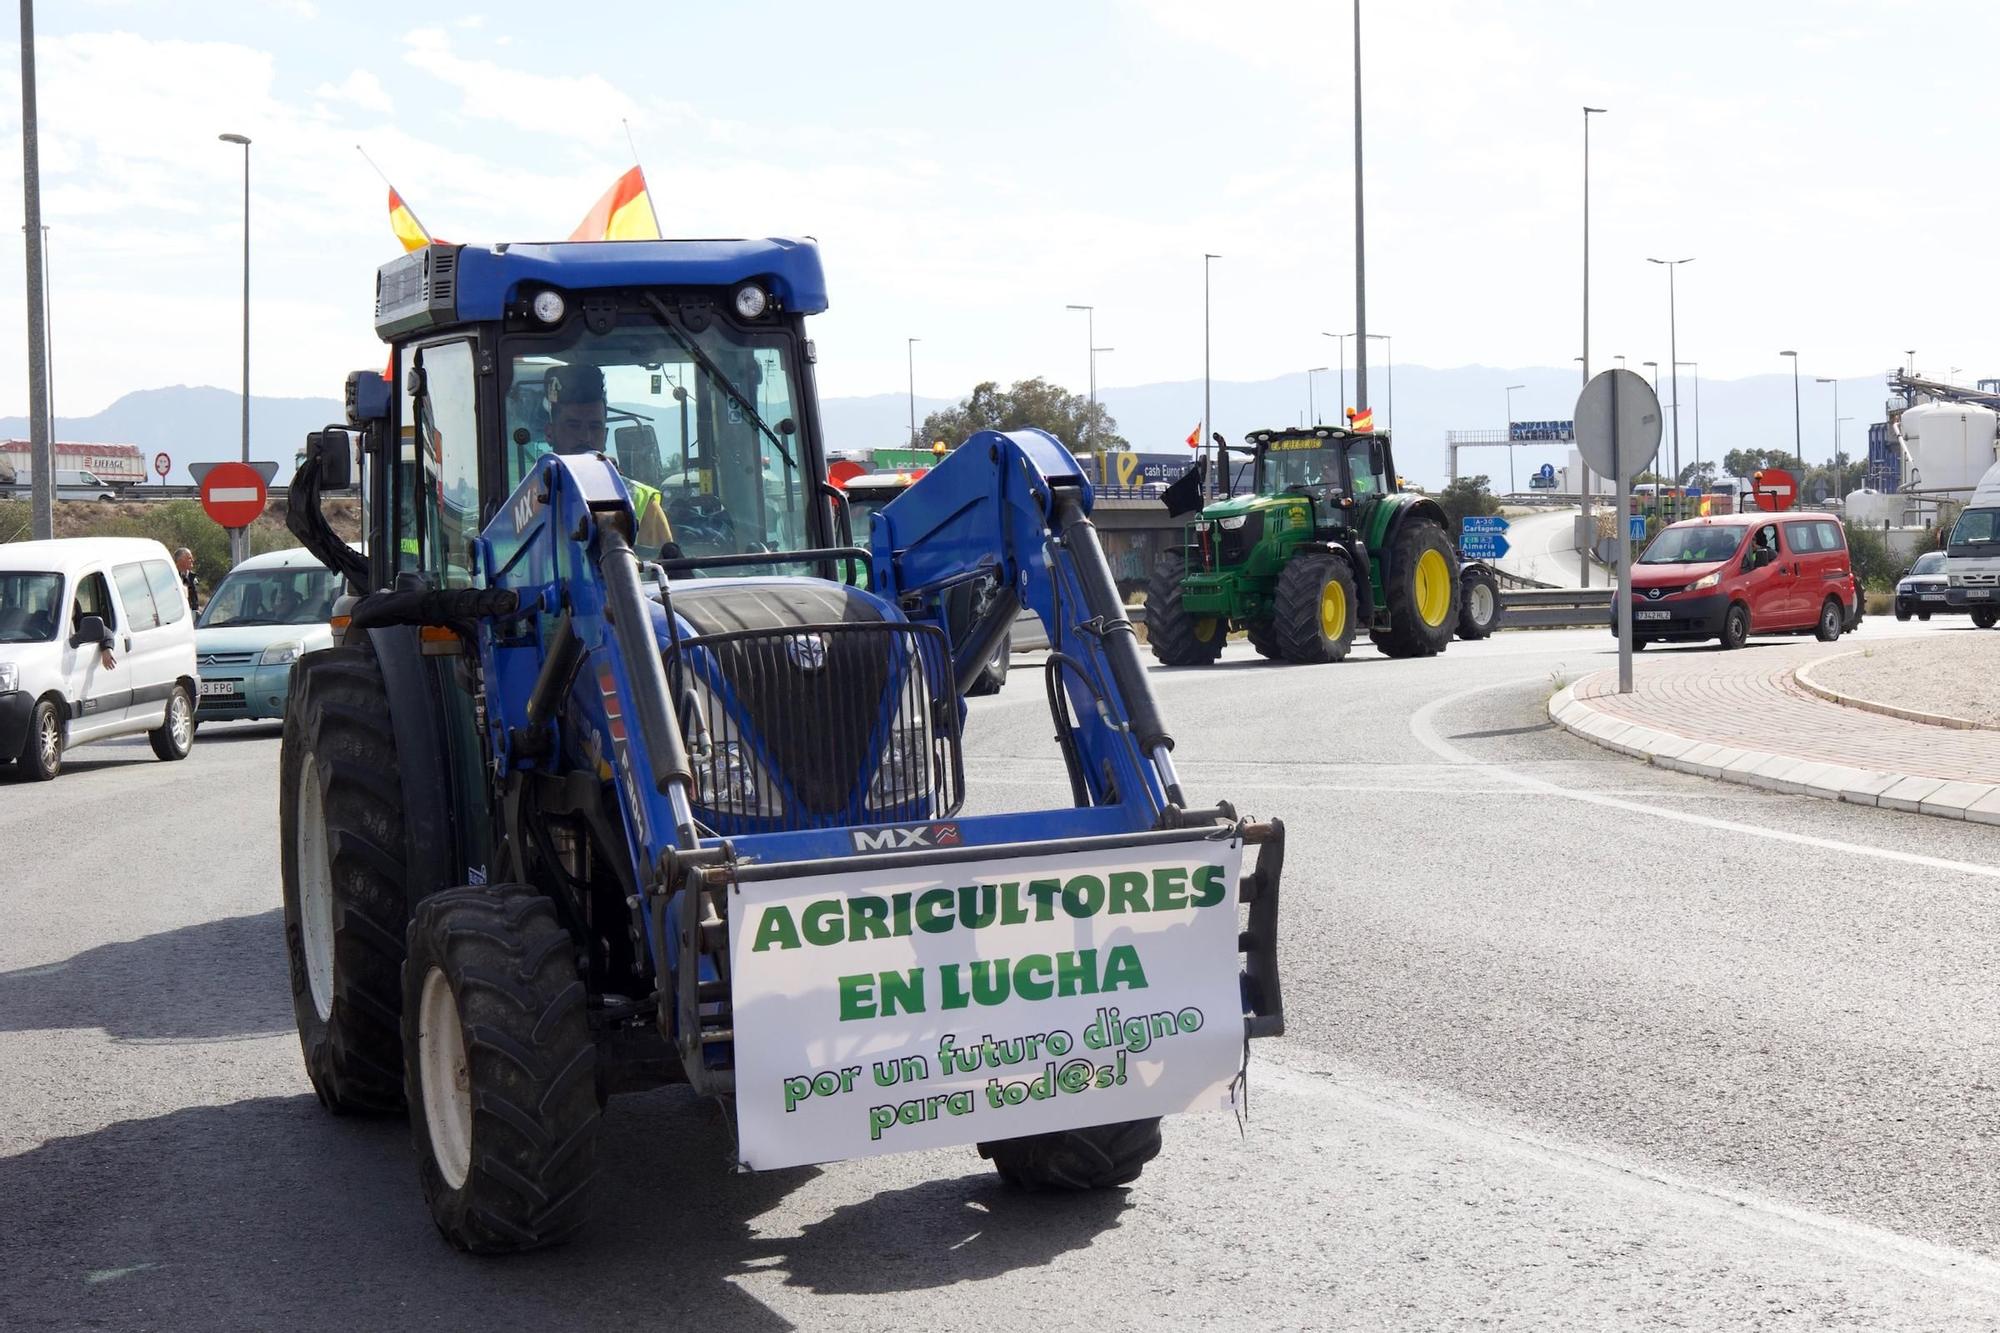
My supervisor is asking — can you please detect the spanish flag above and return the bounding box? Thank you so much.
[570,165,660,241]
[388,189,430,252]
[1185,422,1202,448]
[1347,407,1375,433]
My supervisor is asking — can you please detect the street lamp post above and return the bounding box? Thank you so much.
[1504,383,1525,494]
[906,336,920,448]
[1581,106,1606,586]
[1363,332,1392,431]
[1204,253,1220,500]
[1647,257,1693,510]
[19,1,54,540]
[1780,350,1801,475]
[219,131,252,566]
[1352,0,1369,414]
[1836,416,1853,492]
[1307,366,1328,424]
[1674,361,1700,479]
[1321,332,1347,425]
[1066,304,1096,453]
[1816,376,1840,484]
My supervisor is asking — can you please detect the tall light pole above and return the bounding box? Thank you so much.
[1647,257,1692,506]
[220,132,251,565]
[1780,350,1801,474]
[905,336,920,448]
[1836,416,1853,493]
[1675,360,1700,480]
[1352,0,1369,414]
[1203,253,1220,499]
[1322,332,1347,424]
[22,222,52,431]
[1307,366,1329,424]
[20,1,53,540]
[1816,376,1839,480]
[1504,383,1525,494]
[1066,304,1097,453]
[1581,106,1606,585]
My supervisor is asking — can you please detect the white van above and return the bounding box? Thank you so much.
[3,468,122,501]
[1945,460,2000,629]
[0,537,199,779]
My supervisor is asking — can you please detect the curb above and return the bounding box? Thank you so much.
[1547,680,2000,825]
[1791,653,1993,732]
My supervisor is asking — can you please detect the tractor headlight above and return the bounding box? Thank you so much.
[531,290,566,324]
[1217,515,1247,530]
[260,640,307,666]
[699,740,763,814]
[733,283,769,320]
[0,662,17,693]
[1687,571,1721,592]
[868,726,933,812]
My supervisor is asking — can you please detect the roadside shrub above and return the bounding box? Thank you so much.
[1844,523,1900,592]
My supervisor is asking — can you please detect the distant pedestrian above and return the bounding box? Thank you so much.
[175,547,200,614]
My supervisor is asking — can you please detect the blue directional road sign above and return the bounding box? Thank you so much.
[1460,533,1511,561]
[1628,516,1647,541]
[1461,515,1510,535]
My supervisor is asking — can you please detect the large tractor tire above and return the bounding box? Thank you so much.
[1371,520,1458,659]
[1273,551,1358,664]
[1456,565,1502,641]
[1146,555,1225,666]
[1245,619,1283,661]
[404,884,601,1254]
[979,1116,1163,1191]
[280,645,412,1115]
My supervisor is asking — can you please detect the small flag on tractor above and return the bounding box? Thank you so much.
[1347,407,1375,433]
[388,189,431,252]
[1185,422,1201,448]
[571,165,661,241]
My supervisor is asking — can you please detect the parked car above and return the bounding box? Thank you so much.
[0,537,198,779]
[1894,550,1954,621]
[1612,512,1861,649]
[193,546,343,723]
[1943,460,2000,629]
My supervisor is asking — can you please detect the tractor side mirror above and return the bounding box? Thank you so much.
[1369,440,1386,477]
[70,613,109,650]
[307,428,355,490]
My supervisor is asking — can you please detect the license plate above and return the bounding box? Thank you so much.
[1969,589,1994,601]
[199,680,238,697]
[1920,593,1946,602]
[1635,610,1672,620]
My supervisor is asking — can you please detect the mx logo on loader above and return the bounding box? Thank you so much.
[851,822,961,852]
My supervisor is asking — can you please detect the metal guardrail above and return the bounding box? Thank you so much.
[0,484,293,502]
[1498,587,1613,628]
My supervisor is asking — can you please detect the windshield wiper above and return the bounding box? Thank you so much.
[638,293,796,470]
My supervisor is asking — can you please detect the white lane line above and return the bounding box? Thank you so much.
[1256,1047,2000,1296]
[1409,677,2000,882]
[965,773,1732,798]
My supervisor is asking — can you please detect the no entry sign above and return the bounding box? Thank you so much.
[200,460,268,529]
[1752,467,1798,513]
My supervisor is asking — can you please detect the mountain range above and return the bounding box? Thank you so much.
[6,367,1892,489]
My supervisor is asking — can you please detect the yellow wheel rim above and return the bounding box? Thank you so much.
[1318,578,1347,640]
[1193,616,1219,643]
[1414,548,1451,627]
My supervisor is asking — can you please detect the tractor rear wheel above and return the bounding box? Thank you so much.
[1371,520,1458,659]
[1146,555,1225,666]
[280,644,412,1115]
[980,1116,1163,1191]
[404,884,601,1253]
[1273,551,1358,664]
[1456,565,1502,640]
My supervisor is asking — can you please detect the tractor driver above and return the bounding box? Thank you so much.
[542,363,677,557]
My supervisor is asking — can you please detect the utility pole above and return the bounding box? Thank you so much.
[1580,106,1606,586]
[1352,0,1369,413]
[220,132,252,566]
[19,0,53,540]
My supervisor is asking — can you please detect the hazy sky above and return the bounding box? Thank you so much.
[0,0,1991,418]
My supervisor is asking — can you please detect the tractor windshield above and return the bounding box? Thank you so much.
[1256,437,1373,494]
[501,309,813,561]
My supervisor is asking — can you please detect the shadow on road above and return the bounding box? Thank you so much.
[0,1087,1129,1330]
[0,909,290,1042]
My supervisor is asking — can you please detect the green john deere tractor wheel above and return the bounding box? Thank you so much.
[1245,618,1283,661]
[1146,554,1225,666]
[1371,520,1459,659]
[1273,551,1359,664]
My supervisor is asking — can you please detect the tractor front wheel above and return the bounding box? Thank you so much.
[1245,619,1283,660]
[980,1117,1163,1191]
[1273,551,1358,664]
[280,645,413,1115]
[1372,521,1458,659]
[404,885,601,1253]
[1146,555,1225,666]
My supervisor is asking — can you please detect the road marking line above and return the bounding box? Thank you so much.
[1256,1048,2000,1295]
[1410,678,2000,881]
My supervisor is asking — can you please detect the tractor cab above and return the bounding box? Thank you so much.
[1246,426,1395,531]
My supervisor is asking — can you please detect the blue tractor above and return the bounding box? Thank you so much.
[282,238,1285,1252]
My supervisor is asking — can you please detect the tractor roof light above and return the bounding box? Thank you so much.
[531,290,567,324]
[733,283,769,320]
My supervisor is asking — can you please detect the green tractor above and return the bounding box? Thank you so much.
[1147,426,1463,665]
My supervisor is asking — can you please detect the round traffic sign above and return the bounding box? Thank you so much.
[153,451,171,479]
[1573,369,1663,482]
[1752,467,1798,513]
[200,460,268,529]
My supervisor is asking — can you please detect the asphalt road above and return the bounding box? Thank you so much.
[1490,506,1594,588]
[4,620,1998,1330]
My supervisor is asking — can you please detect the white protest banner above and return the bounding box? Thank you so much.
[726,838,1246,1171]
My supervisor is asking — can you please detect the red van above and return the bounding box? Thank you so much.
[1613,512,1862,649]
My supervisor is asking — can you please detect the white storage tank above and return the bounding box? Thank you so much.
[1898,401,1999,493]
[1843,488,1901,528]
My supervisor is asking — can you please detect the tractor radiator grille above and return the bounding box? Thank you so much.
[1216,513,1264,566]
[666,620,964,834]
